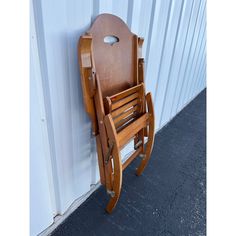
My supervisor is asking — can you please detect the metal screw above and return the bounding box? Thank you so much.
[107,190,115,198]
[139,154,146,159]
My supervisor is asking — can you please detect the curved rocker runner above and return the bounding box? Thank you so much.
[78,14,155,213]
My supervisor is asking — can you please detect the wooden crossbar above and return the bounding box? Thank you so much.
[114,105,138,124]
[122,146,142,170]
[118,113,149,148]
[111,92,139,111]
[109,83,143,102]
[115,113,138,132]
[111,99,139,118]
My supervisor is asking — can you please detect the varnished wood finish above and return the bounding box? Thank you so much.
[87,14,138,98]
[78,14,155,213]
[117,113,149,148]
[96,135,105,185]
[136,93,155,176]
[114,105,138,125]
[78,36,98,135]
[111,92,139,111]
[104,114,122,213]
[111,99,139,118]
[109,83,143,102]
[94,75,113,190]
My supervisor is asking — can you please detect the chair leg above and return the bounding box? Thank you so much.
[136,92,155,176]
[104,114,123,213]
[96,135,106,185]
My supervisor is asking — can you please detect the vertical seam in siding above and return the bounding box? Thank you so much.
[159,0,186,127]
[196,51,206,91]
[170,0,195,117]
[175,0,202,112]
[189,23,206,99]
[32,0,62,214]
[144,0,156,69]
[153,0,174,102]
[184,2,206,103]
[127,0,134,29]
[92,0,99,21]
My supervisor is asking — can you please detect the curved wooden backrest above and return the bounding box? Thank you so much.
[87,14,138,98]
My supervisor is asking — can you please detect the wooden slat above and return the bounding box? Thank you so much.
[111,99,138,118]
[115,113,137,130]
[109,83,143,102]
[114,105,139,124]
[116,116,136,133]
[111,92,139,111]
[122,147,142,171]
[118,113,148,148]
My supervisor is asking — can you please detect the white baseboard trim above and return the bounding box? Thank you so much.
[38,182,101,236]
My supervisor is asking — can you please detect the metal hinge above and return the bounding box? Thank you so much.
[105,140,114,164]
[134,139,143,150]
[139,153,146,159]
[107,190,115,198]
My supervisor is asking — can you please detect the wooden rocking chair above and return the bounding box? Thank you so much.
[78,14,155,213]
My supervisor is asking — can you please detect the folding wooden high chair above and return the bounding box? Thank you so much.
[78,14,155,213]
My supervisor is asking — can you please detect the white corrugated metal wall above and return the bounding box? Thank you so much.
[31,0,206,234]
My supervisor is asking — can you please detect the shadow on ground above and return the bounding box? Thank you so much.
[51,89,206,236]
